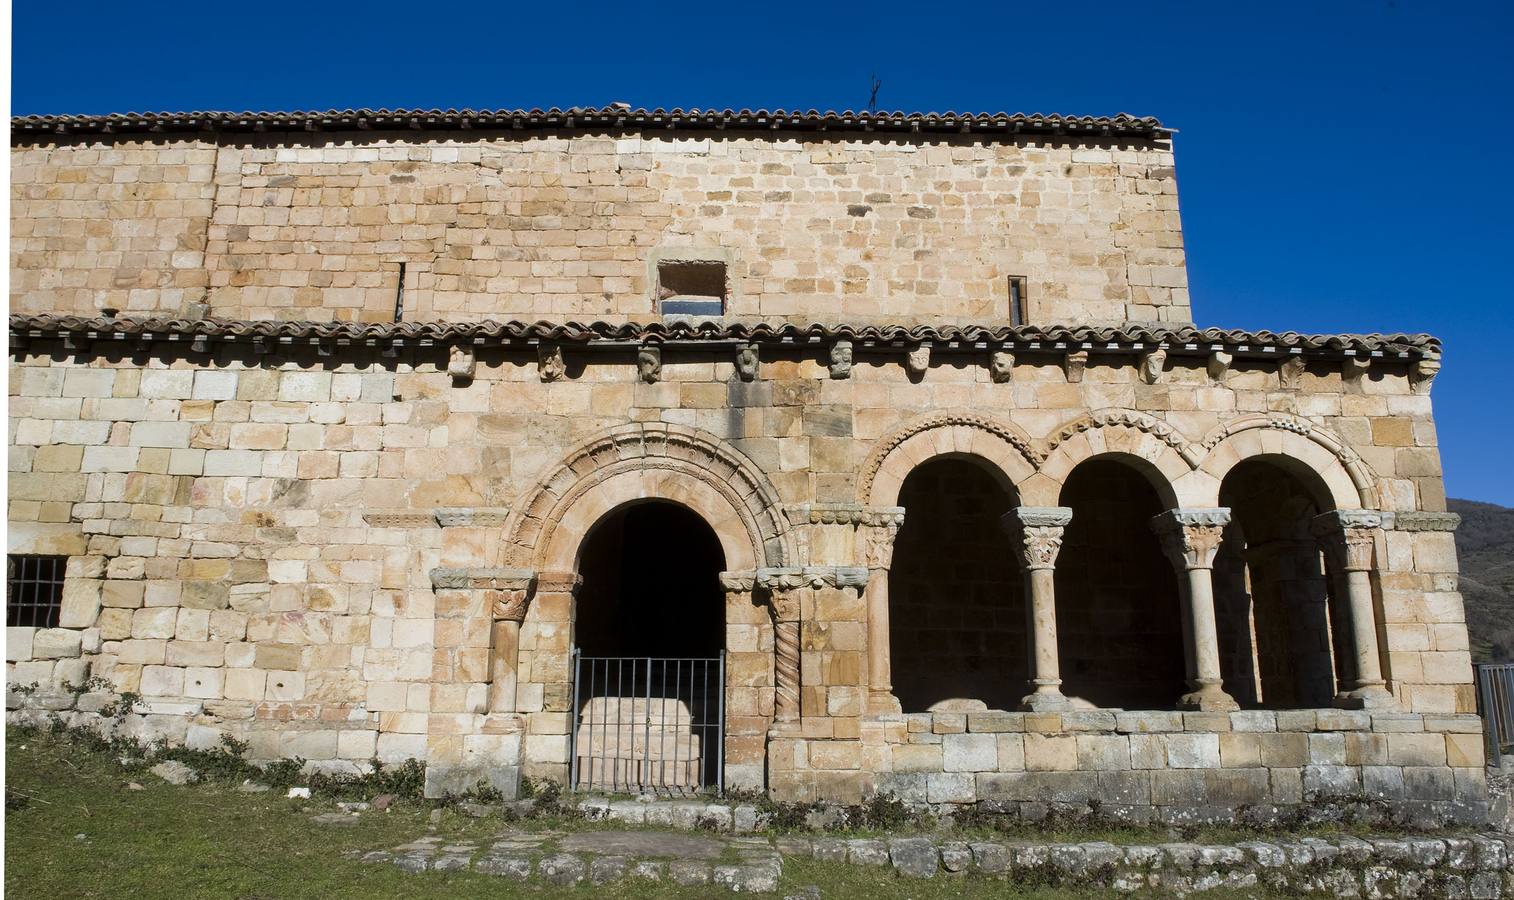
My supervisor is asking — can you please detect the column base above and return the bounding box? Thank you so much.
[1178,683,1240,712]
[1019,691,1074,712]
[1334,684,1396,710]
[866,690,902,716]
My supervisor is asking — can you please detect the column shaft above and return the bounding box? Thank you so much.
[1153,509,1240,712]
[1003,507,1073,711]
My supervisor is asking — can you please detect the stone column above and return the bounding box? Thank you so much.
[487,584,533,714]
[1002,507,1074,711]
[1312,510,1394,709]
[862,515,904,715]
[1152,509,1241,712]
[757,569,805,730]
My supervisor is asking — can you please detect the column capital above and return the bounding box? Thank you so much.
[1312,511,1380,573]
[1151,508,1232,571]
[1001,507,1073,572]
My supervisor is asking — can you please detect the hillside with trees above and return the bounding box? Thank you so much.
[1450,498,1514,663]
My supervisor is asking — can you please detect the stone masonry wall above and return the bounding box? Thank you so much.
[6,334,1470,807]
[11,132,1190,325]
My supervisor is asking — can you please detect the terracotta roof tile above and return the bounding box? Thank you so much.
[10,107,1168,140]
[7,314,1439,358]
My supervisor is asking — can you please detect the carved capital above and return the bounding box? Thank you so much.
[488,589,531,622]
[829,340,854,379]
[1151,508,1232,571]
[1002,507,1073,571]
[863,523,901,570]
[1312,510,1381,573]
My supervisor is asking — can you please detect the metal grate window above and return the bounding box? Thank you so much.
[7,555,68,628]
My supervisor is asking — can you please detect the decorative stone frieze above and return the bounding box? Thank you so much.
[538,344,565,382]
[718,571,757,593]
[828,340,853,379]
[989,350,1014,383]
[434,508,512,528]
[636,345,661,383]
[1390,511,1461,533]
[755,566,869,592]
[781,504,905,528]
[430,567,537,591]
[362,510,439,528]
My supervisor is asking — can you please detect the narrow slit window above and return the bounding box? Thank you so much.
[393,262,407,322]
[657,260,726,316]
[7,554,67,628]
[1009,276,1027,326]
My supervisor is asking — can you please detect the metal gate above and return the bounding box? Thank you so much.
[569,651,725,795]
[1476,662,1514,766]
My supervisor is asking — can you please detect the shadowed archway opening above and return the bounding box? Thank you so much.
[1056,458,1185,709]
[572,501,725,792]
[889,456,1024,712]
[1213,458,1339,709]
[575,501,725,658]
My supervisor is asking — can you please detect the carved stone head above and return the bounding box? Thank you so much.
[990,350,1015,383]
[736,343,759,382]
[829,340,853,379]
[638,345,662,383]
[905,345,930,377]
[538,344,565,382]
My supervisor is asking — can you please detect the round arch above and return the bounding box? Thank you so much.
[1026,409,1194,508]
[502,423,792,572]
[859,411,1039,506]
[1187,414,1377,510]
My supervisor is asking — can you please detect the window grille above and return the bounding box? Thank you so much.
[7,555,67,628]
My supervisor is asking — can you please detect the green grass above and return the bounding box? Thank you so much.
[4,727,1295,898]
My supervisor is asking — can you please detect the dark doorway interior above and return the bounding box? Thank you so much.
[572,501,726,792]
[575,501,725,658]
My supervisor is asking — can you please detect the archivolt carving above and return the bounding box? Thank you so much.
[1047,409,1201,468]
[858,412,1041,504]
[502,423,792,569]
[1197,413,1378,509]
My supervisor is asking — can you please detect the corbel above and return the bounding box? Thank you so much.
[735,342,759,382]
[905,342,931,378]
[538,343,565,382]
[1207,350,1233,383]
[1411,356,1441,396]
[1063,349,1088,384]
[637,344,662,383]
[1140,347,1167,385]
[829,340,854,379]
[989,349,1015,383]
[447,343,476,384]
[1279,355,1306,391]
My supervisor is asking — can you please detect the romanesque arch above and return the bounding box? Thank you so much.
[1023,409,1195,507]
[1189,414,1379,510]
[859,411,1040,506]
[502,422,792,572]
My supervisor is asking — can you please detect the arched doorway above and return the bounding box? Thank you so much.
[889,457,1024,712]
[571,501,726,793]
[1213,458,1339,708]
[1056,457,1187,709]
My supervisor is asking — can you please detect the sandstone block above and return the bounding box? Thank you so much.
[942,733,997,772]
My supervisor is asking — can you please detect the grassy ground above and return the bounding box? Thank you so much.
[4,727,1297,899]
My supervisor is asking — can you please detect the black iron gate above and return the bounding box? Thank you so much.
[568,651,725,795]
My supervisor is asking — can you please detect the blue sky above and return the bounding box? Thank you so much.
[12,0,1513,504]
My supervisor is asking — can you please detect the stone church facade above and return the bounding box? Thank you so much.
[7,107,1485,823]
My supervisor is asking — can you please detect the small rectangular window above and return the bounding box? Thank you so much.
[7,554,68,628]
[1009,276,1027,326]
[657,260,727,317]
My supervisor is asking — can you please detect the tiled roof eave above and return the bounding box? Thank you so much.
[6,314,1442,359]
[10,107,1170,140]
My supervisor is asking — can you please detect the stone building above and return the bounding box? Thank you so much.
[6,107,1485,823]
